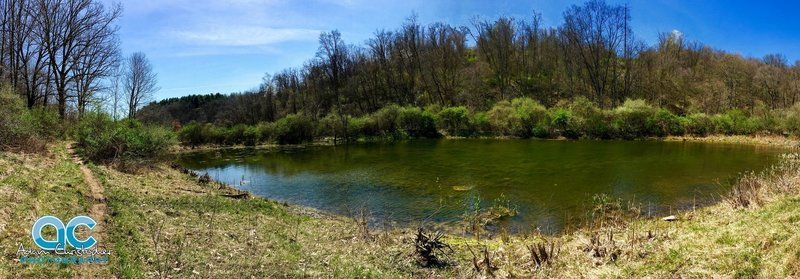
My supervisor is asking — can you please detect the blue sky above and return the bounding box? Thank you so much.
[105,0,800,101]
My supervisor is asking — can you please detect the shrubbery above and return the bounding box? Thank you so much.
[613,99,655,139]
[274,114,314,144]
[74,113,175,164]
[172,96,792,146]
[437,106,471,136]
[398,107,439,138]
[0,85,61,152]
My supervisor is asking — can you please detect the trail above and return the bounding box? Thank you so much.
[68,143,111,278]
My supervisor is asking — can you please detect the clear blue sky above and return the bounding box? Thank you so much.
[105,0,800,101]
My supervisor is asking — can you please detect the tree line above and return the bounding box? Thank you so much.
[0,0,158,120]
[141,0,799,135]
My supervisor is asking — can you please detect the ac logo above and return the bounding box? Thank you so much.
[31,215,97,251]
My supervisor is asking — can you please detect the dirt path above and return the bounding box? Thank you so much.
[67,144,111,278]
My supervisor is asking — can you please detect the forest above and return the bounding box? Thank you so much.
[135,1,800,146]
[3,0,800,152]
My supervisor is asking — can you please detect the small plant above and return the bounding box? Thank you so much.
[467,245,498,276]
[529,238,560,270]
[354,207,372,241]
[486,194,519,221]
[413,228,452,267]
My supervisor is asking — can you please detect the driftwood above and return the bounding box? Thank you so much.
[221,193,249,199]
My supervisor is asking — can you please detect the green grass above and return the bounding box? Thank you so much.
[0,143,91,278]
[5,141,800,278]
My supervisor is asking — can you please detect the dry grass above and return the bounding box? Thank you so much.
[5,141,800,278]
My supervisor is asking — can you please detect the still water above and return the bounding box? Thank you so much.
[177,139,783,233]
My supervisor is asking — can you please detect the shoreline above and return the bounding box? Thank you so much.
[5,139,800,277]
[170,134,799,237]
[173,133,800,153]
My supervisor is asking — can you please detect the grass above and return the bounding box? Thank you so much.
[0,143,93,278]
[3,140,800,277]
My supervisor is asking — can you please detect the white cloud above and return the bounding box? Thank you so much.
[170,25,320,46]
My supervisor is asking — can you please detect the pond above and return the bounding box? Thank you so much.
[177,139,783,233]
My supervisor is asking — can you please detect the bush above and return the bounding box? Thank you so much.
[177,121,207,147]
[0,85,51,152]
[372,104,402,138]
[613,99,655,139]
[648,108,685,136]
[470,112,492,136]
[242,125,260,146]
[686,113,713,136]
[487,100,515,136]
[75,113,176,164]
[511,97,548,137]
[569,96,612,139]
[257,122,276,142]
[437,106,471,136]
[713,110,761,135]
[274,114,314,144]
[548,107,579,139]
[782,103,800,134]
[398,107,439,138]
[317,112,346,140]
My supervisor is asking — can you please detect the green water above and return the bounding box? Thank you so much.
[177,139,783,233]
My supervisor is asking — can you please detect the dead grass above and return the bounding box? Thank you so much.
[5,140,800,278]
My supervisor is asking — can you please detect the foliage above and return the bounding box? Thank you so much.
[74,112,176,164]
[548,107,578,138]
[613,99,656,139]
[274,114,314,144]
[0,85,59,152]
[648,108,685,136]
[437,106,472,137]
[398,107,439,138]
[713,110,762,135]
[782,103,800,135]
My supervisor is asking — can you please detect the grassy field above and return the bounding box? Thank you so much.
[3,141,800,278]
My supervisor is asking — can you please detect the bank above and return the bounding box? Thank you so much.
[2,138,800,277]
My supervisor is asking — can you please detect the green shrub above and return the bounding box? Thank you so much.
[225,124,248,145]
[471,112,492,136]
[274,114,314,144]
[372,104,401,137]
[437,106,471,136]
[713,110,761,135]
[75,113,176,164]
[317,112,346,140]
[398,107,438,138]
[511,97,548,137]
[242,125,260,146]
[487,100,515,136]
[648,108,685,136]
[613,99,655,139]
[178,121,208,147]
[257,122,276,142]
[549,107,579,139]
[569,96,612,139]
[25,107,63,140]
[782,103,800,134]
[686,113,713,136]
[0,85,49,151]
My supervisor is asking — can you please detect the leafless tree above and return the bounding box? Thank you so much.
[123,51,158,118]
[33,0,121,118]
[560,0,633,108]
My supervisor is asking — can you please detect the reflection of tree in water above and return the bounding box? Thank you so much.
[177,140,782,233]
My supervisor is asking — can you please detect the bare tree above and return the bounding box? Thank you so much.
[560,0,632,108]
[123,51,158,118]
[34,0,121,118]
[104,62,121,120]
